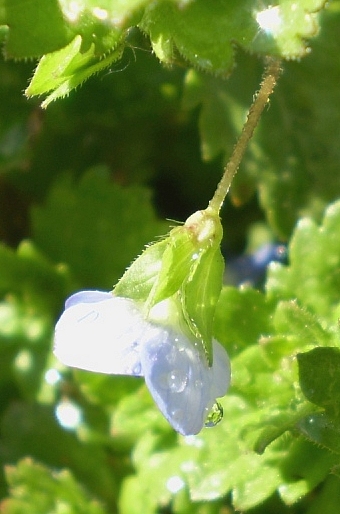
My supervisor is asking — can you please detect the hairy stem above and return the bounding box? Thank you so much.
[208,58,282,214]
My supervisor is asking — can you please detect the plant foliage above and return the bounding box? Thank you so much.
[1,1,340,513]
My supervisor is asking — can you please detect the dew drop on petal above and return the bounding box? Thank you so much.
[205,401,223,428]
[157,369,188,392]
[168,369,188,393]
[132,362,142,375]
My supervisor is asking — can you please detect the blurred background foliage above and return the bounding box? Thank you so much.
[1,1,340,513]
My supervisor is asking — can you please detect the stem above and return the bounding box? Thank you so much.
[208,57,282,214]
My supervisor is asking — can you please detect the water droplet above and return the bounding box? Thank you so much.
[171,408,184,422]
[166,349,177,364]
[132,363,142,375]
[205,401,223,428]
[168,369,188,392]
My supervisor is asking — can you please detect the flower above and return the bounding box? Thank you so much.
[54,290,231,436]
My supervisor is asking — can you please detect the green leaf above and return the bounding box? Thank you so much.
[183,69,246,162]
[214,286,273,356]
[140,0,326,76]
[112,385,171,446]
[182,9,340,238]
[0,402,117,505]
[250,0,326,57]
[2,0,329,109]
[1,0,146,59]
[140,1,251,74]
[31,167,168,289]
[278,437,338,504]
[0,241,71,400]
[1,0,73,58]
[253,400,316,455]
[297,347,340,415]
[117,394,286,511]
[0,240,71,311]
[26,35,124,108]
[255,8,340,238]
[267,200,340,319]
[273,300,332,347]
[298,412,340,455]
[2,457,107,514]
[305,476,340,514]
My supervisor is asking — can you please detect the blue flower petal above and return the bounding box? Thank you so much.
[55,291,231,436]
[140,327,230,436]
[210,340,231,399]
[55,293,147,376]
[65,290,113,309]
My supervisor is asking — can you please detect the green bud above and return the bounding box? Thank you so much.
[113,208,224,363]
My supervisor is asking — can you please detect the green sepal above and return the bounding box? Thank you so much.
[149,227,199,307]
[113,208,224,363]
[113,227,197,306]
[183,244,224,364]
[113,238,169,302]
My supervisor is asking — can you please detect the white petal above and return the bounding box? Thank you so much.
[140,327,230,436]
[54,294,147,376]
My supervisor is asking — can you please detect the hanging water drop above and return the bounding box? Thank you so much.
[205,401,223,428]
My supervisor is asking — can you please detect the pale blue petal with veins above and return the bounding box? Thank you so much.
[54,290,231,435]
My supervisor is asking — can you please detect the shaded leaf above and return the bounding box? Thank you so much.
[2,457,106,514]
[31,167,168,289]
[297,347,340,416]
[0,402,117,505]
